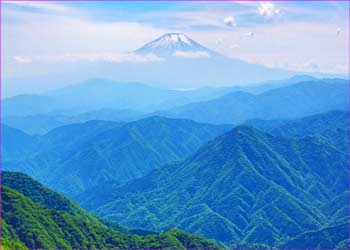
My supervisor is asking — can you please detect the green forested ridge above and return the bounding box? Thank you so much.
[1,171,155,236]
[3,116,231,197]
[280,223,349,248]
[77,112,349,248]
[245,110,349,154]
[3,110,349,248]
[2,171,90,218]
[1,172,220,250]
[246,110,348,136]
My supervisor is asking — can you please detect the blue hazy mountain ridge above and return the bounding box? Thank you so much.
[160,79,348,124]
[1,120,123,165]
[45,80,190,113]
[245,110,348,137]
[3,116,232,197]
[2,124,39,162]
[2,80,189,116]
[3,75,314,118]
[2,75,346,135]
[245,110,349,155]
[2,79,235,119]
[3,108,142,135]
[3,115,66,135]
[75,110,349,248]
[2,94,61,117]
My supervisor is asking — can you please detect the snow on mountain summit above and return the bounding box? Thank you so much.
[135,33,216,57]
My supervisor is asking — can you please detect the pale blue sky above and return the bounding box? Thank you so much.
[2,1,349,95]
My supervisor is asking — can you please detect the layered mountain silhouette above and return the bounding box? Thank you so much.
[3,77,347,135]
[2,124,38,162]
[246,110,348,144]
[3,77,240,119]
[76,111,349,247]
[2,70,348,248]
[1,171,219,250]
[3,117,231,196]
[160,79,348,124]
[4,75,308,118]
[3,108,142,135]
[3,31,349,250]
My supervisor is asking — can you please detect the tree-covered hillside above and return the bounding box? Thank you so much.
[77,112,349,247]
[3,116,231,196]
[246,110,348,137]
[1,172,220,250]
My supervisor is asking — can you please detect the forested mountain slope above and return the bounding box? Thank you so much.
[1,172,220,250]
[77,113,349,247]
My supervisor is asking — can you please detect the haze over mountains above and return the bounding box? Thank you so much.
[2,33,349,249]
[4,74,319,117]
[100,33,334,86]
[2,74,348,135]
[161,78,348,124]
[5,33,311,96]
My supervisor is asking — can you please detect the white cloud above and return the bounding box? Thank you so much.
[230,44,240,49]
[224,16,236,27]
[190,20,349,75]
[3,1,72,13]
[172,51,210,59]
[13,53,163,64]
[13,56,33,63]
[298,60,320,71]
[258,2,280,19]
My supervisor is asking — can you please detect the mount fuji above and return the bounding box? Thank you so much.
[5,33,327,94]
[135,33,218,58]
[126,33,300,87]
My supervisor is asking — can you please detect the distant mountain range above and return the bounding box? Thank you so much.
[2,108,142,135]
[3,117,231,196]
[3,75,318,117]
[3,76,348,135]
[160,79,348,124]
[1,171,219,250]
[75,111,349,248]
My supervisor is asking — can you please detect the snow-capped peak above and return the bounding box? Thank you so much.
[165,33,191,45]
[135,33,214,57]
